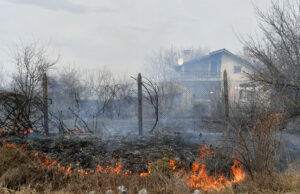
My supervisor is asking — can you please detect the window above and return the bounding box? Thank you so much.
[234,66,241,73]
[211,61,218,73]
[239,90,246,100]
[239,90,253,101]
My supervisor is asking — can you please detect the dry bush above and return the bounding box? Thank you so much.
[225,106,285,179]
[234,171,300,193]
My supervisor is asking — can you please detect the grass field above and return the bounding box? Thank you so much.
[0,143,299,194]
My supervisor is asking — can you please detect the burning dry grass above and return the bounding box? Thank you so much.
[0,143,299,193]
[0,143,190,193]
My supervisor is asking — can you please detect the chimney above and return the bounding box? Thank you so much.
[183,50,192,62]
[243,46,250,58]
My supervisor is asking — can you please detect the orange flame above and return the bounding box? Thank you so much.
[34,152,39,157]
[139,169,151,177]
[112,162,123,174]
[179,146,246,191]
[169,160,176,171]
[95,165,103,173]
[231,159,246,183]
[66,165,72,175]
[1,142,245,191]
[139,162,152,177]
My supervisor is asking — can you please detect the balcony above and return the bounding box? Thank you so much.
[180,71,221,81]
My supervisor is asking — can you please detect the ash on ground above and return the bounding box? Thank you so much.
[2,130,233,175]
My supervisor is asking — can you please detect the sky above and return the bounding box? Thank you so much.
[0,0,272,75]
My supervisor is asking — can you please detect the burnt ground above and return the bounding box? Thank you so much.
[0,131,234,176]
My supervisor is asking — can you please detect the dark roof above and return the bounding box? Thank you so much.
[181,48,251,68]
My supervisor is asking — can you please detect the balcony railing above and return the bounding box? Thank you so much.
[180,71,221,80]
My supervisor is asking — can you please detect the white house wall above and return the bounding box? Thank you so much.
[220,54,250,103]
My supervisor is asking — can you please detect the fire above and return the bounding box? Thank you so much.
[139,169,151,177]
[186,163,229,190]
[34,152,129,176]
[66,165,72,175]
[42,156,58,168]
[19,129,34,135]
[112,162,123,174]
[33,152,74,174]
[34,152,39,157]
[102,162,124,174]
[169,160,176,170]
[139,162,152,177]
[231,159,246,182]
[125,170,130,175]
[0,125,34,137]
[95,165,103,172]
[57,164,65,171]
[1,142,245,191]
[184,159,245,191]
[169,146,246,191]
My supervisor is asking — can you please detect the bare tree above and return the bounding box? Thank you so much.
[245,0,300,118]
[158,81,182,117]
[142,78,161,133]
[226,1,300,175]
[0,41,59,135]
[48,66,90,133]
[88,68,118,118]
[12,41,59,96]
[0,65,6,89]
[113,79,135,118]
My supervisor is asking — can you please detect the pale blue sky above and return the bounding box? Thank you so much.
[0,0,272,75]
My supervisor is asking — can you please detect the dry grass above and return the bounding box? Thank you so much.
[0,145,299,194]
[0,145,190,193]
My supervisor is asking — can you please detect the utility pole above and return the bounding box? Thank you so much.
[138,73,143,136]
[42,73,49,136]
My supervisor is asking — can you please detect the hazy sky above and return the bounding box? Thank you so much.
[0,0,272,75]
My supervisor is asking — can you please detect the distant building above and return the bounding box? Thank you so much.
[175,49,252,114]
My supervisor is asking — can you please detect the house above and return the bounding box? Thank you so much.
[175,48,252,115]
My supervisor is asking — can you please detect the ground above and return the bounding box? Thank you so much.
[0,131,299,193]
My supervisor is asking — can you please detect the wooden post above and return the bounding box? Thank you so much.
[223,70,229,135]
[223,70,229,120]
[138,73,143,136]
[42,73,49,136]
